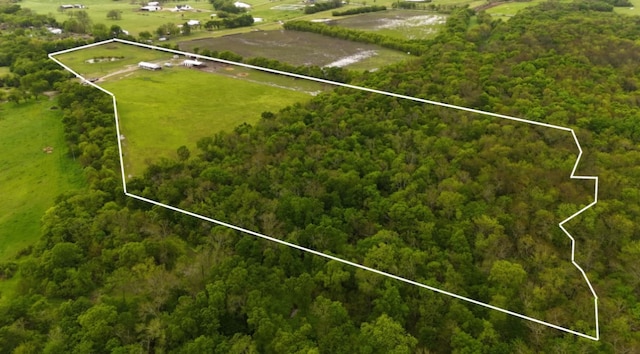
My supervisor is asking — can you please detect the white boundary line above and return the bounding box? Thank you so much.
[49,38,600,340]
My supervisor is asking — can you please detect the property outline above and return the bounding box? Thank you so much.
[49,38,600,341]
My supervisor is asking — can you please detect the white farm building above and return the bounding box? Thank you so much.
[138,62,162,70]
[234,1,251,8]
[182,59,204,67]
[140,5,161,11]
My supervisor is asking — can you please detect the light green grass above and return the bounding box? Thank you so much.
[347,50,415,71]
[0,99,85,262]
[485,0,546,20]
[614,0,639,15]
[55,42,172,79]
[0,67,10,75]
[99,66,318,176]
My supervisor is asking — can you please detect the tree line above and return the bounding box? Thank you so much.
[332,5,387,16]
[283,18,439,56]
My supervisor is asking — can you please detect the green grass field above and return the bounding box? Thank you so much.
[99,66,318,177]
[614,0,639,15]
[53,42,171,78]
[0,100,85,262]
[55,42,327,179]
[485,0,546,20]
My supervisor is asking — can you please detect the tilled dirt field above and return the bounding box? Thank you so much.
[180,30,392,68]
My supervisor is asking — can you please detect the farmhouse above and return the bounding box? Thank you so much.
[182,59,204,68]
[187,20,200,26]
[171,4,193,11]
[138,61,162,70]
[140,5,161,11]
[234,1,251,8]
[60,4,85,9]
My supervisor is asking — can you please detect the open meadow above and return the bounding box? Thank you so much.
[55,42,325,177]
[484,0,549,20]
[51,41,171,79]
[0,100,85,263]
[104,67,318,177]
[614,0,640,15]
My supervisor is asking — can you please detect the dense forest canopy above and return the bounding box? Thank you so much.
[1,1,640,353]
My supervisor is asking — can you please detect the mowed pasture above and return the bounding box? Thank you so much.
[181,30,412,70]
[102,68,318,177]
[52,42,170,79]
[0,100,85,262]
[484,0,550,20]
[333,10,447,40]
[55,42,325,177]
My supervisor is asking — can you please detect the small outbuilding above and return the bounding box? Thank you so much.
[138,61,162,70]
[234,1,251,8]
[140,5,161,11]
[182,59,204,68]
[172,4,193,11]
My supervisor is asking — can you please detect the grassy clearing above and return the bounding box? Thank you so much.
[55,42,171,79]
[614,0,639,15]
[0,100,85,262]
[485,0,546,20]
[98,66,318,177]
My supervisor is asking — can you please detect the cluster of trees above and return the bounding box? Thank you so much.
[392,1,431,9]
[205,13,254,30]
[106,9,122,21]
[304,0,343,14]
[0,4,57,28]
[1,2,640,353]
[210,0,248,14]
[284,19,429,55]
[0,9,91,102]
[332,5,386,16]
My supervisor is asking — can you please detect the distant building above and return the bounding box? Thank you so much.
[187,20,200,26]
[148,1,160,6]
[171,4,193,11]
[234,1,251,8]
[140,5,161,11]
[47,27,63,34]
[138,62,162,70]
[60,4,85,9]
[182,59,203,68]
